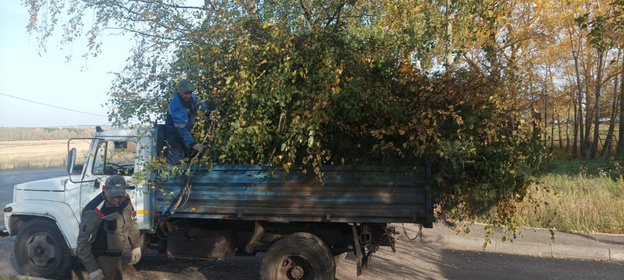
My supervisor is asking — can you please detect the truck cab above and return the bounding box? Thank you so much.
[3,127,154,278]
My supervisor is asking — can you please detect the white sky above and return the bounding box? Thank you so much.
[0,1,132,127]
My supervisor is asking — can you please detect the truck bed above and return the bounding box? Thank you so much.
[153,165,433,227]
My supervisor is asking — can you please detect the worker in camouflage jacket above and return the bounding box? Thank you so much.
[77,175,141,280]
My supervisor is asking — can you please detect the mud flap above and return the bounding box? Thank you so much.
[351,224,365,276]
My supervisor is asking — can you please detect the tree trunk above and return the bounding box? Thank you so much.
[584,66,594,158]
[551,109,555,148]
[601,65,619,160]
[543,91,549,146]
[566,101,571,152]
[572,50,583,157]
[584,71,593,155]
[548,66,558,148]
[616,53,624,159]
[589,51,604,159]
[445,0,454,70]
[568,30,585,158]
[572,94,578,156]
[557,111,563,149]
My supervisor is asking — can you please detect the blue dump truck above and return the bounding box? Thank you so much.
[2,125,434,279]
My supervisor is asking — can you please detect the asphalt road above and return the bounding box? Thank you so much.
[0,168,66,225]
[0,167,66,201]
[1,168,623,279]
[1,232,623,280]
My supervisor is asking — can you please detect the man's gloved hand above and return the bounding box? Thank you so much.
[131,247,142,265]
[192,143,204,154]
[89,269,105,280]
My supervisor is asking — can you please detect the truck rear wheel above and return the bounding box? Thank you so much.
[14,219,75,279]
[260,232,335,280]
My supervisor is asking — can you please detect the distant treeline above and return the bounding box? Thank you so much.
[0,127,96,141]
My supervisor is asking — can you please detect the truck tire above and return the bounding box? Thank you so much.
[14,219,75,279]
[260,232,335,280]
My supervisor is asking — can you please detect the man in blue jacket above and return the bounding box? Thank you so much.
[165,79,210,164]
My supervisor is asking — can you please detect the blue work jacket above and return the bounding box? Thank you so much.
[165,92,210,148]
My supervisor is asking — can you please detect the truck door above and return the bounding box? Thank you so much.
[67,138,139,223]
[64,138,95,226]
[89,138,150,230]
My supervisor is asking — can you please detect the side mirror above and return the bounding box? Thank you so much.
[66,148,76,175]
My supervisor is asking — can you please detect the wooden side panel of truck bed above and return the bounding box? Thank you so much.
[152,165,433,226]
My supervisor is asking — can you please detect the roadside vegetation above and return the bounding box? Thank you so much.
[468,157,624,235]
[519,159,624,234]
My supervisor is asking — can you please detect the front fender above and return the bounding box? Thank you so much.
[5,201,79,252]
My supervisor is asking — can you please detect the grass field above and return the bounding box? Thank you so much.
[0,139,91,169]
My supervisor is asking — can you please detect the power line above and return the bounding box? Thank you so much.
[0,92,108,117]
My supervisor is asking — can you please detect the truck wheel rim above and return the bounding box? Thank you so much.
[274,256,313,280]
[26,233,57,268]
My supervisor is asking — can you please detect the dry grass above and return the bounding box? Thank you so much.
[518,173,624,234]
[0,140,91,169]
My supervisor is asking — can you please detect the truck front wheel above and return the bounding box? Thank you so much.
[14,219,75,279]
[260,232,335,280]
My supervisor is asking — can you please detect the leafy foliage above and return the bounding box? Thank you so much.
[168,10,546,224]
[24,0,549,228]
[575,0,624,52]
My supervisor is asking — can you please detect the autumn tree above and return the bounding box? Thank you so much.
[577,0,624,159]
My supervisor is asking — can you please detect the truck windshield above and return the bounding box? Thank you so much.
[92,139,137,175]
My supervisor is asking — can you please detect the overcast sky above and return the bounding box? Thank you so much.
[0,1,132,127]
